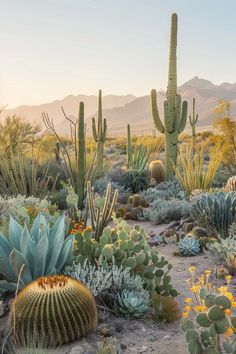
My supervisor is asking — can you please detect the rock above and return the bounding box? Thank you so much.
[148,235,163,246]
[166,221,180,229]
[139,346,148,353]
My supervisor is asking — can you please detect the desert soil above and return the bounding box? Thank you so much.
[0,221,229,354]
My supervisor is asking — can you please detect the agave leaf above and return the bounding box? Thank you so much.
[0,280,17,291]
[9,249,32,286]
[31,213,48,243]
[33,232,49,278]
[9,217,23,251]
[0,258,16,281]
[56,236,73,270]
[20,224,35,264]
[47,214,65,268]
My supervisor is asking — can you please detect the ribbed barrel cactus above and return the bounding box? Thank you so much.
[0,213,73,291]
[9,275,98,346]
[151,13,188,179]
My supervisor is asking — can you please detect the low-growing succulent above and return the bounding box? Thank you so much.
[142,178,185,202]
[9,275,98,346]
[178,237,201,256]
[73,216,177,297]
[113,289,150,318]
[191,191,236,238]
[0,213,73,290]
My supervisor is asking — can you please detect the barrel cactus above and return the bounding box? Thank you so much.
[9,275,98,346]
[0,213,73,291]
[149,160,165,185]
[178,237,200,256]
[225,176,236,192]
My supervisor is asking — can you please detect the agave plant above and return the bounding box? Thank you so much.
[191,191,236,238]
[114,289,150,318]
[0,213,73,291]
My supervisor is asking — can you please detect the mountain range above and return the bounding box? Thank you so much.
[2,76,236,136]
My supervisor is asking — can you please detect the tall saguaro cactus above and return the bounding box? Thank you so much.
[127,124,132,168]
[189,97,198,144]
[151,13,188,179]
[92,90,107,174]
[77,102,85,210]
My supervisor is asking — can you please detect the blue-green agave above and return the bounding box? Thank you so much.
[178,237,200,257]
[114,289,150,318]
[0,213,73,290]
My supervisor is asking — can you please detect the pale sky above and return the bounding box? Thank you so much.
[0,0,235,108]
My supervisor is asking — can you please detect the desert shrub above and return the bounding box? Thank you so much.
[93,175,126,196]
[191,191,236,238]
[73,217,177,297]
[152,294,180,323]
[121,170,149,193]
[174,143,223,194]
[212,165,236,188]
[142,178,185,202]
[141,198,190,224]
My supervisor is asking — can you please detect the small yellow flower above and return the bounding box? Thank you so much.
[189,266,196,273]
[194,305,207,313]
[205,270,211,277]
[182,312,188,318]
[219,286,228,294]
[224,327,234,337]
[225,275,232,284]
[231,301,236,308]
[190,285,200,293]
[225,309,231,316]
[184,306,191,312]
[185,298,192,304]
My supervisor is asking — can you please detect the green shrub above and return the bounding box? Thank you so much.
[121,170,149,193]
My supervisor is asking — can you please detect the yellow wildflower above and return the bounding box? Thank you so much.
[184,306,191,312]
[225,275,232,284]
[205,270,211,277]
[194,305,207,313]
[219,286,228,294]
[182,312,188,318]
[231,301,236,308]
[224,327,234,337]
[185,298,192,304]
[225,309,231,316]
[190,285,200,293]
[189,266,196,273]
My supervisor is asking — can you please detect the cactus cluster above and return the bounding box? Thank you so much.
[151,13,188,179]
[92,90,107,174]
[73,217,177,297]
[9,275,97,346]
[191,191,236,238]
[178,237,201,256]
[182,293,236,354]
[0,213,73,291]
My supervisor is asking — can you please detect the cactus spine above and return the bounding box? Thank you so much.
[9,275,98,346]
[77,102,85,210]
[189,98,198,143]
[92,90,107,174]
[127,124,132,168]
[151,13,188,179]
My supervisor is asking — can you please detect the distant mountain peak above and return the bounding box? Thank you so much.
[182,76,215,90]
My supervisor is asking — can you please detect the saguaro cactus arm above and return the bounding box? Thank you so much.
[189,97,198,126]
[178,100,188,133]
[151,89,165,133]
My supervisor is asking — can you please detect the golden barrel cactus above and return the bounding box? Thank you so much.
[225,176,236,192]
[9,275,98,346]
[149,160,165,184]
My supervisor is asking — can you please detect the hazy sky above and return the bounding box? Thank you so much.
[0,0,235,108]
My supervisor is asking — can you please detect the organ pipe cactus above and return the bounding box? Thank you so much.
[0,213,73,291]
[151,13,188,179]
[86,181,118,240]
[9,275,97,346]
[92,90,107,174]
[127,124,132,169]
[189,98,198,144]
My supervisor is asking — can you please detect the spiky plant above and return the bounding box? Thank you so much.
[9,275,98,346]
[114,289,150,318]
[151,13,188,179]
[178,237,201,256]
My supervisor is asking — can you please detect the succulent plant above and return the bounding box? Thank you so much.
[178,237,201,256]
[0,213,73,291]
[191,191,236,238]
[9,275,97,346]
[189,97,198,144]
[225,176,236,192]
[74,217,177,297]
[114,289,150,318]
[149,160,165,185]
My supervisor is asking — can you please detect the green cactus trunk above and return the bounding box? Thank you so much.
[151,13,188,180]
[77,102,85,210]
[189,98,198,144]
[92,90,107,175]
[127,124,132,169]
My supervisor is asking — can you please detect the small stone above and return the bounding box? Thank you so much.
[166,221,179,229]
[139,346,147,353]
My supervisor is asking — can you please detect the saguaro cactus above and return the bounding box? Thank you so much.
[77,102,85,210]
[127,124,132,168]
[189,97,198,143]
[92,90,107,174]
[151,13,188,179]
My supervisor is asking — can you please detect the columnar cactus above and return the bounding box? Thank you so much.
[127,124,132,169]
[9,275,98,346]
[92,90,107,174]
[77,102,85,210]
[151,13,188,179]
[189,98,198,143]
[55,141,61,163]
